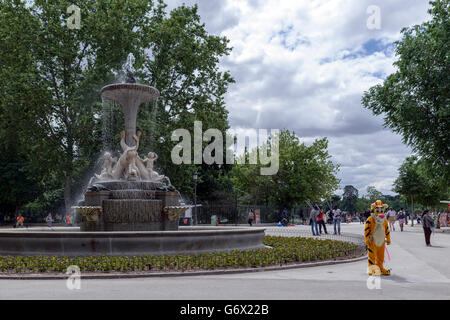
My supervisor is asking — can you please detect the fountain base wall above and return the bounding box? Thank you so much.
[0,227,266,257]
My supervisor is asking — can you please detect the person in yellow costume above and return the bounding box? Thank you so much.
[364,200,391,275]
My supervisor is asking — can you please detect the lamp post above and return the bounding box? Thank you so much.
[193,172,198,226]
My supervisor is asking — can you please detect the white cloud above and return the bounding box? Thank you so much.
[164,0,432,195]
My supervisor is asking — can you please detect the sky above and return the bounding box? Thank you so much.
[164,0,432,196]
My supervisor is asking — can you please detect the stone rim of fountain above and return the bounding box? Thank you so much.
[100,83,160,101]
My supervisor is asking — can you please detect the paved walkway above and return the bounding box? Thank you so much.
[0,223,449,299]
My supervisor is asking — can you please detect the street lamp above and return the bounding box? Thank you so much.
[193,172,198,225]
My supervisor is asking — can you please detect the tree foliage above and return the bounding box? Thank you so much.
[393,156,449,209]
[230,130,340,209]
[342,185,358,214]
[0,0,233,214]
[362,0,450,177]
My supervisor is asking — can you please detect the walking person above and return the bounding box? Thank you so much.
[386,207,397,231]
[332,206,342,235]
[317,205,328,234]
[16,213,24,228]
[248,209,254,226]
[310,205,320,236]
[45,213,53,228]
[397,208,406,232]
[422,209,435,247]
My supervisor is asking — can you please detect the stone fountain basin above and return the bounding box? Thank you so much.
[0,226,265,257]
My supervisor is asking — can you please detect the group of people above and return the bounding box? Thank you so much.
[363,206,442,247]
[310,205,343,236]
[1,213,73,228]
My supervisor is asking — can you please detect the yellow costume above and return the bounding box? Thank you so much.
[364,200,391,275]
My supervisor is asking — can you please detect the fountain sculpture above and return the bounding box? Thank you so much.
[74,53,190,232]
[0,54,265,257]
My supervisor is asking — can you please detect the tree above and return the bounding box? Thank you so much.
[137,3,234,198]
[231,130,340,209]
[362,0,450,178]
[0,0,234,213]
[342,185,358,214]
[394,156,449,215]
[365,186,384,204]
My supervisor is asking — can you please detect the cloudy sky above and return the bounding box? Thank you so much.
[165,0,432,196]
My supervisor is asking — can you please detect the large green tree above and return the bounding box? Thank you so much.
[362,0,450,177]
[393,156,449,215]
[231,130,340,209]
[0,0,233,214]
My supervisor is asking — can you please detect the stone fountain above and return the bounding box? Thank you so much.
[73,53,188,232]
[0,54,265,257]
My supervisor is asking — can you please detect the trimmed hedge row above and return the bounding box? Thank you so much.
[0,236,360,273]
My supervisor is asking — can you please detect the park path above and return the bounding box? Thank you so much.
[0,222,449,299]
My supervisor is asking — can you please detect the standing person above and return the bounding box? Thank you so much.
[16,214,24,228]
[65,215,72,226]
[422,209,434,247]
[405,210,409,225]
[45,213,53,228]
[248,209,254,226]
[310,205,320,236]
[281,208,288,227]
[386,207,397,231]
[397,208,406,232]
[317,205,328,234]
[332,206,342,235]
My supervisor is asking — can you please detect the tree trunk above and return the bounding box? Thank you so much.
[411,194,414,226]
[64,173,72,215]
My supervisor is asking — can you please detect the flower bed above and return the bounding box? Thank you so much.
[0,236,361,274]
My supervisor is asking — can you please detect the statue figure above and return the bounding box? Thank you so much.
[142,151,164,181]
[95,152,117,180]
[112,131,144,180]
[143,152,158,172]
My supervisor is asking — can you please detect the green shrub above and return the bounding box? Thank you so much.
[0,236,359,274]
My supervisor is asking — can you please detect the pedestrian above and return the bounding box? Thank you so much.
[386,207,397,231]
[16,213,24,228]
[65,215,72,226]
[281,208,288,227]
[248,209,254,226]
[397,208,406,232]
[310,205,320,236]
[317,205,328,234]
[405,210,409,225]
[422,209,434,247]
[45,213,53,228]
[332,205,342,235]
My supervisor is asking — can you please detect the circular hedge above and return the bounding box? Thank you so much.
[0,236,361,274]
